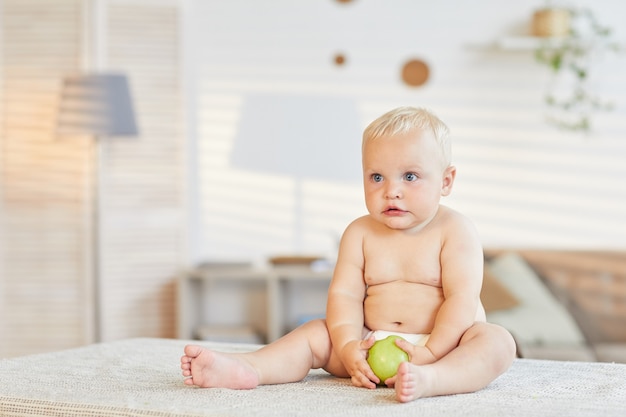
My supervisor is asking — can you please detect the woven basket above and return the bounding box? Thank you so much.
[532,8,571,37]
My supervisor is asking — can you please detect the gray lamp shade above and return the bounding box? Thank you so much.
[57,73,138,137]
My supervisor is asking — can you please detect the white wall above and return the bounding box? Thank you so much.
[187,0,626,266]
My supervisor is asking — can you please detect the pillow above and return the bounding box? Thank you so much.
[481,264,520,312]
[485,252,586,346]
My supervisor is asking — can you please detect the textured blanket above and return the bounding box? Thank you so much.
[0,338,624,417]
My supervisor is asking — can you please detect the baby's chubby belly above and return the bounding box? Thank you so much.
[364,280,445,334]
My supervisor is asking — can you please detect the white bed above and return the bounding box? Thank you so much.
[1,338,624,416]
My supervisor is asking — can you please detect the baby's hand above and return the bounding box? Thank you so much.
[394,338,437,366]
[340,337,379,389]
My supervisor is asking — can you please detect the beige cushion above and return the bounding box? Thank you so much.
[486,252,586,346]
[481,264,520,312]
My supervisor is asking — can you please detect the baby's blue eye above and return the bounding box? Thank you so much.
[404,172,418,181]
[371,173,383,183]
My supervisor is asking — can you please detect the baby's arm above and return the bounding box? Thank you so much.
[423,213,484,360]
[326,219,378,388]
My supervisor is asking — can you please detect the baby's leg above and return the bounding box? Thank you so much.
[180,319,336,389]
[394,322,515,402]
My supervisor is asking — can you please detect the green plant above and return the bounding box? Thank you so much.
[534,7,621,132]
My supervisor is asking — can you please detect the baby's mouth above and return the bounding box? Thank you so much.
[384,207,405,214]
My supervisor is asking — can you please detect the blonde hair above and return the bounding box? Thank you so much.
[362,106,451,166]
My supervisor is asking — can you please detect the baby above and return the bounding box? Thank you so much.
[181,106,516,402]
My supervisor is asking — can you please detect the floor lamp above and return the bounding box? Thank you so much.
[56,73,138,342]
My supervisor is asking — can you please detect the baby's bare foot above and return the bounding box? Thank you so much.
[394,361,432,402]
[180,345,259,389]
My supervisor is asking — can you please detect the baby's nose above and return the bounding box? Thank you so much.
[384,183,402,199]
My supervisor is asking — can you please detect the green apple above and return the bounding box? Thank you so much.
[367,335,409,383]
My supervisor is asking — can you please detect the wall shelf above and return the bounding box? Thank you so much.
[489,36,626,51]
[466,36,574,52]
[495,36,564,50]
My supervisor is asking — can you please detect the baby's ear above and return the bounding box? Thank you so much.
[441,165,456,196]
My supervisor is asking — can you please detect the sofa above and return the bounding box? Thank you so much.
[480,249,626,363]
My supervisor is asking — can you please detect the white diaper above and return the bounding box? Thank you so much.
[366,330,430,347]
